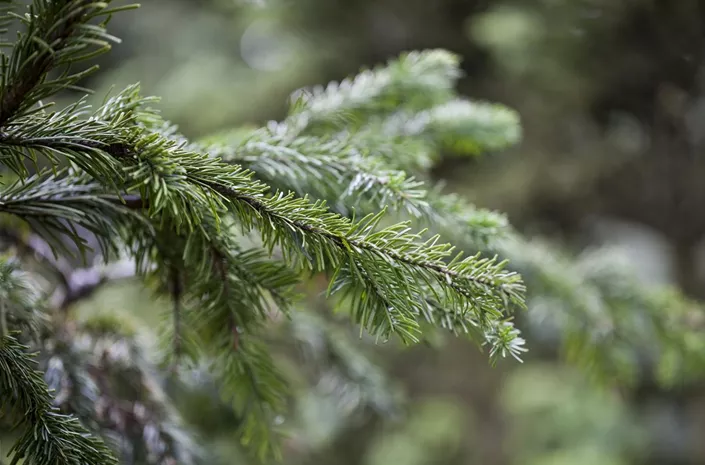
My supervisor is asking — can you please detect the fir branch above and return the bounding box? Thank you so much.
[0,169,151,260]
[135,140,524,347]
[224,190,524,319]
[18,100,525,350]
[130,212,300,459]
[287,49,462,133]
[0,26,530,460]
[163,223,298,460]
[209,172,524,344]
[203,119,512,250]
[115,127,523,316]
[0,0,137,126]
[206,127,428,216]
[0,334,118,465]
[213,336,288,462]
[0,95,144,179]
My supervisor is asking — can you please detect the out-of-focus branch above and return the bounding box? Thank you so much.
[0,230,136,310]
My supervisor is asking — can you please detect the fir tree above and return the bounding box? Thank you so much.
[0,2,702,465]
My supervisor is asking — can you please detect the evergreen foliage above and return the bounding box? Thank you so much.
[0,2,702,464]
[0,2,527,463]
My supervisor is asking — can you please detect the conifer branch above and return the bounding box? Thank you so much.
[0,170,151,259]
[164,227,296,460]
[207,129,427,215]
[287,49,462,133]
[0,97,522,349]
[177,151,521,345]
[0,2,701,461]
[0,7,532,458]
[0,97,140,179]
[0,0,136,126]
[210,130,511,248]
[0,334,118,465]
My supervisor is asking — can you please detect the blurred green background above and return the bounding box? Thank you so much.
[64,1,705,464]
